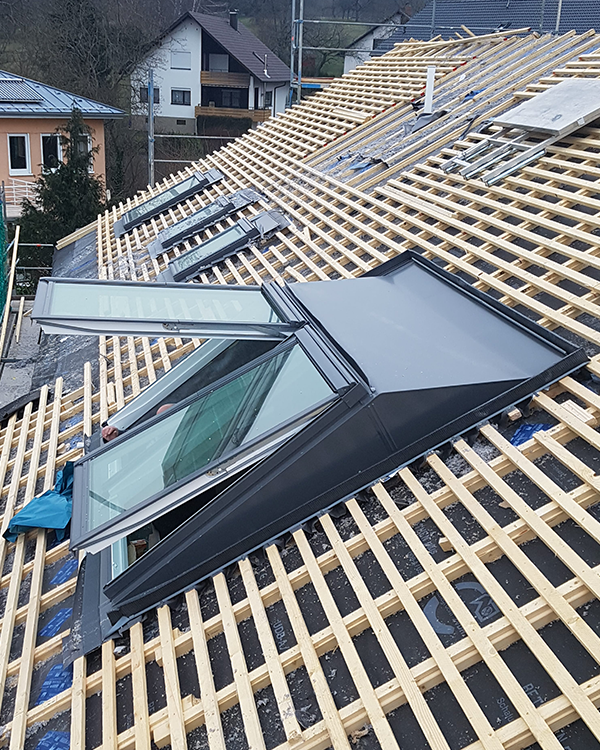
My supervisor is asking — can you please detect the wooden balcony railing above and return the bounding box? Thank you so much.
[200,71,250,87]
[195,105,272,122]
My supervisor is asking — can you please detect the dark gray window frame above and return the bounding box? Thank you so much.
[32,277,298,340]
[71,333,348,553]
[164,209,290,282]
[114,168,224,238]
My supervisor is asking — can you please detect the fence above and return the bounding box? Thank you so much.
[2,178,37,208]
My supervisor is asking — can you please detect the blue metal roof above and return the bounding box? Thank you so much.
[0,70,125,119]
[372,0,600,51]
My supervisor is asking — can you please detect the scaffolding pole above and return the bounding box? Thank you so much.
[148,70,155,188]
[289,1,565,100]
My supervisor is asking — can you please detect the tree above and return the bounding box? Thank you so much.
[20,108,105,248]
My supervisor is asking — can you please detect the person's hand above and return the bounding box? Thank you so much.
[102,425,120,442]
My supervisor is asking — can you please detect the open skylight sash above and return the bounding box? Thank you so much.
[33,277,295,340]
[72,341,338,553]
[114,168,224,237]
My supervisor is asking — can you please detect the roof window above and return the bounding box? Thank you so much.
[73,341,336,555]
[33,278,296,340]
[147,188,261,259]
[161,208,289,282]
[113,168,224,237]
[33,251,587,627]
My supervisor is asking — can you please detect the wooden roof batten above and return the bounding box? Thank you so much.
[5,28,600,750]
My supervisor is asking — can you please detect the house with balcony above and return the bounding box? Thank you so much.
[131,11,291,135]
[0,71,124,219]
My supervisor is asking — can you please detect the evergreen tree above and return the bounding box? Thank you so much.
[20,108,105,249]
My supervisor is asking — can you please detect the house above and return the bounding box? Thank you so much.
[131,11,291,136]
[5,26,600,750]
[369,0,600,48]
[0,71,124,218]
[343,7,412,74]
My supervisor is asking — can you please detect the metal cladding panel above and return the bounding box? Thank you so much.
[493,79,600,136]
[289,259,567,394]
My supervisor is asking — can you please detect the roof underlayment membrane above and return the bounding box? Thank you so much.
[5,25,600,750]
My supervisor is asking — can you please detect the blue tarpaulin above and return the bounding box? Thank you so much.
[3,462,74,543]
[39,608,73,638]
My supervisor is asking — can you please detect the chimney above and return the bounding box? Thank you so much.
[229,10,238,30]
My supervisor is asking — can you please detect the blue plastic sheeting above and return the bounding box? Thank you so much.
[510,423,552,447]
[39,608,73,638]
[35,731,70,750]
[50,558,79,586]
[3,462,73,542]
[36,664,73,705]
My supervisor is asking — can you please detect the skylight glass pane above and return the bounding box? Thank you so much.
[170,223,249,279]
[47,281,280,325]
[83,344,333,535]
[124,173,203,225]
[158,199,230,249]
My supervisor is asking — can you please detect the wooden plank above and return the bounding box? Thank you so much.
[156,605,187,750]
[185,589,226,750]
[213,572,267,750]
[266,544,352,750]
[318,513,451,750]
[70,656,87,750]
[238,557,303,746]
[391,470,600,744]
[129,622,152,750]
[293,528,400,749]
[345,497,506,750]
[13,297,25,344]
[102,639,118,750]
[9,379,63,750]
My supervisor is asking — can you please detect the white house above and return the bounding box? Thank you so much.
[344,9,412,74]
[132,11,291,134]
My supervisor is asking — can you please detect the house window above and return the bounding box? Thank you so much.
[8,134,30,174]
[171,89,191,106]
[264,91,273,109]
[208,53,229,72]
[75,134,94,172]
[171,51,192,69]
[140,87,160,104]
[41,134,61,169]
[222,89,241,108]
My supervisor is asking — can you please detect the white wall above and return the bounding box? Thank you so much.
[344,13,406,74]
[132,17,290,120]
[132,18,201,121]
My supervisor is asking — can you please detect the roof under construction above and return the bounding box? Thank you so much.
[3,24,600,750]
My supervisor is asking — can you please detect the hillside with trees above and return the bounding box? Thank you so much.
[0,0,425,202]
